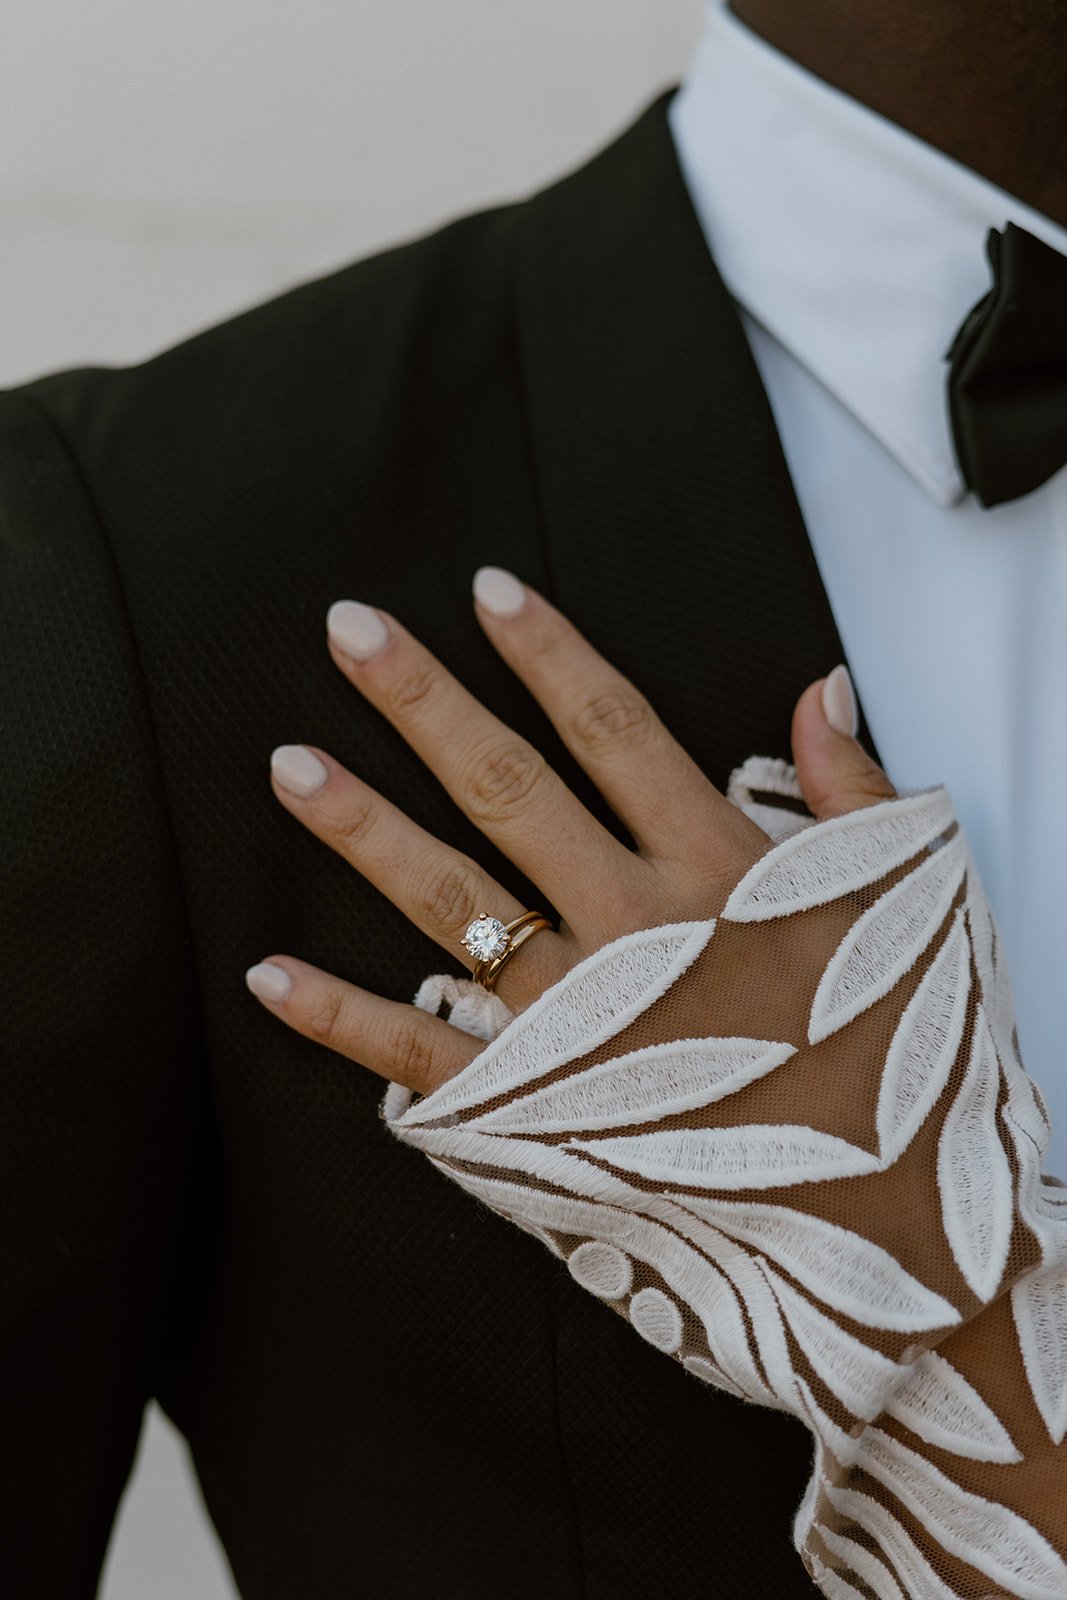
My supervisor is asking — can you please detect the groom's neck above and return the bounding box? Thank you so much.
[728,0,1067,228]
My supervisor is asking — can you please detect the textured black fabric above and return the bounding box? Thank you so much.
[0,92,880,1598]
[945,221,1067,506]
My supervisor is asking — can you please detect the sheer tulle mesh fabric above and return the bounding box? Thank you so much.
[381,757,1067,1600]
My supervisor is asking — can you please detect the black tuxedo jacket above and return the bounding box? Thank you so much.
[1,92,880,1598]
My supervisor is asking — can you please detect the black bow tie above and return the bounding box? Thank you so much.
[945,222,1067,508]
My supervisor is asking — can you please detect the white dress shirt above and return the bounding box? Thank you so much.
[669,0,1067,1176]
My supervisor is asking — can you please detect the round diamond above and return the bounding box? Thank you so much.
[463,915,509,961]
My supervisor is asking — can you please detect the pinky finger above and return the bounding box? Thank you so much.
[244,954,482,1095]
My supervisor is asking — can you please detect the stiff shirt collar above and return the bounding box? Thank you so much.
[669,0,1067,507]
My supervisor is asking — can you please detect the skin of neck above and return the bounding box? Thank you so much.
[728,0,1067,229]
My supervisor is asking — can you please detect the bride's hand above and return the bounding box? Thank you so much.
[245,566,895,1092]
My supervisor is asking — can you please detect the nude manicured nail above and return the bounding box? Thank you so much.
[271,743,328,797]
[326,598,390,660]
[473,566,527,618]
[822,663,859,738]
[245,961,292,1002]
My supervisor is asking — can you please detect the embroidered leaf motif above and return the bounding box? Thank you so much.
[674,1199,960,1331]
[792,1419,825,1552]
[396,919,715,1125]
[722,1249,796,1409]
[824,1484,962,1600]
[793,1373,864,1466]
[963,859,997,994]
[722,786,955,922]
[965,860,1019,1067]
[467,1036,795,1135]
[399,1123,638,1201]
[937,1004,1013,1301]
[419,1164,788,1407]
[759,1261,910,1421]
[814,1526,905,1600]
[654,1207,786,1408]
[808,1562,867,1600]
[882,1349,1021,1463]
[680,1355,747,1401]
[808,832,966,1044]
[876,908,971,1165]
[1012,1262,1067,1447]
[421,1160,641,1245]
[856,1427,1067,1598]
[1004,1055,1054,1160]
[571,1124,881,1190]
[689,1262,781,1410]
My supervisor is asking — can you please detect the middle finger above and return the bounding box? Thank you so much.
[324,599,643,938]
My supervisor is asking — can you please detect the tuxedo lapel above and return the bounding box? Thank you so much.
[514,91,881,790]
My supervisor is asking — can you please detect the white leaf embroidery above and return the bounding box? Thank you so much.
[823,1484,962,1600]
[652,1208,786,1409]
[400,1123,637,1201]
[1012,1262,1067,1447]
[1001,1099,1065,1278]
[673,1198,960,1332]
[793,1374,864,1467]
[814,1525,905,1600]
[571,1124,881,1189]
[467,1036,795,1134]
[421,1161,641,1246]
[647,1199,799,1409]
[759,1261,910,1421]
[1003,1060,1054,1163]
[882,1348,1021,1463]
[395,919,715,1125]
[420,1164,790,1408]
[680,1355,747,1401]
[963,860,997,997]
[855,1427,1067,1598]
[726,1251,797,1410]
[791,1417,825,1554]
[876,908,971,1165]
[808,832,967,1044]
[691,1265,782,1411]
[808,1562,866,1600]
[722,786,955,921]
[965,859,1019,1069]
[937,1004,1013,1302]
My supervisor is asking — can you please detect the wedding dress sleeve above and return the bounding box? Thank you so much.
[380,757,1067,1600]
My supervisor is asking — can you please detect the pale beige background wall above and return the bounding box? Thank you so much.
[3,2,706,1593]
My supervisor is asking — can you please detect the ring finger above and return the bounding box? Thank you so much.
[268,741,571,1008]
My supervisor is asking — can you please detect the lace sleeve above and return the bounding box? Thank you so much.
[380,760,1067,1600]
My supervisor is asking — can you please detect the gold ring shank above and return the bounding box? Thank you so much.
[472,910,552,992]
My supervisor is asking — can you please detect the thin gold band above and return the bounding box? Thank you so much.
[472,910,552,992]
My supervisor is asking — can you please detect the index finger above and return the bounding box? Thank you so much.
[470,567,766,872]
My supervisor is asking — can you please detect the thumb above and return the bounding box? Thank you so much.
[791,664,897,821]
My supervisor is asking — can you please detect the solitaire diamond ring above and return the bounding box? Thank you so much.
[461,910,552,991]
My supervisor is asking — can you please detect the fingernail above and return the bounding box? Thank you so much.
[271,743,328,798]
[245,961,293,1002]
[822,663,859,738]
[473,566,526,618]
[326,598,390,661]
